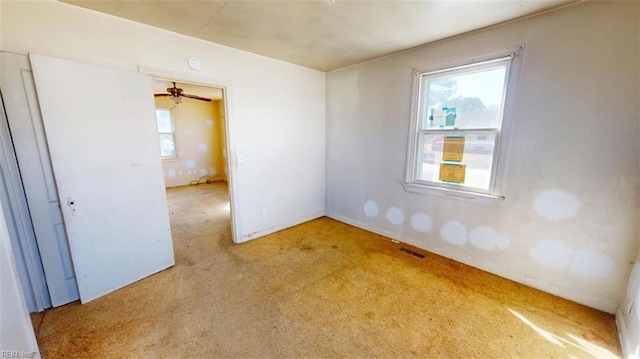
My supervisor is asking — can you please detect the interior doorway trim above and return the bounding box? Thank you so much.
[137,65,240,243]
[0,91,50,311]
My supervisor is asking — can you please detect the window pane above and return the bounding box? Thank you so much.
[422,65,507,129]
[159,134,175,157]
[156,109,173,133]
[418,133,495,190]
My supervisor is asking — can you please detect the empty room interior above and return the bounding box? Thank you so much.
[1,0,639,358]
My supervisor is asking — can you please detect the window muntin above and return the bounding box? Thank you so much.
[156,108,176,158]
[406,54,516,198]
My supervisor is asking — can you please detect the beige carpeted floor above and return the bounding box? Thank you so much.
[31,182,621,358]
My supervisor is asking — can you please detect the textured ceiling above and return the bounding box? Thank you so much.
[61,0,577,72]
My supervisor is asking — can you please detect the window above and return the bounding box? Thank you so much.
[156,108,176,158]
[404,47,521,199]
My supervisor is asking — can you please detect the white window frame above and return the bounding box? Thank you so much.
[156,106,177,159]
[403,45,523,201]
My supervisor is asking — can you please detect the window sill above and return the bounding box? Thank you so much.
[402,182,505,204]
[162,157,181,163]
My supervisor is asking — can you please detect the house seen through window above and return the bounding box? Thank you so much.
[156,108,176,158]
[405,48,521,198]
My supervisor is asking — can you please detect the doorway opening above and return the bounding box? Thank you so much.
[151,79,234,256]
[140,66,239,245]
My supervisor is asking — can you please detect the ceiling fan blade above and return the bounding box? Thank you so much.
[154,94,171,97]
[182,94,212,102]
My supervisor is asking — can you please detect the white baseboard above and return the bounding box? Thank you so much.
[325,211,617,314]
[237,210,326,243]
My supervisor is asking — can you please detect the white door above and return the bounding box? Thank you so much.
[0,52,78,307]
[30,54,175,303]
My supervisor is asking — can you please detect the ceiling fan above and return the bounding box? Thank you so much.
[154,82,212,104]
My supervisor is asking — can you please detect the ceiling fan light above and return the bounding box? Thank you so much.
[170,95,182,105]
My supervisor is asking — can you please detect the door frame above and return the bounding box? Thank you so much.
[138,65,240,243]
[0,88,51,312]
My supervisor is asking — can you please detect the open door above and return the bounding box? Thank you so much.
[29,54,174,303]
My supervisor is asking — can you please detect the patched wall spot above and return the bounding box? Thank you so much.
[534,189,582,221]
[185,160,196,169]
[386,207,405,225]
[441,220,467,246]
[531,241,573,269]
[363,200,378,218]
[410,213,433,233]
[496,235,509,250]
[570,249,614,280]
[198,143,208,153]
[469,226,508,251]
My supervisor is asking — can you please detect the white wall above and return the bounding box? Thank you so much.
[326,1,639,313]
[618,20,640,353]
[0,200,40,357]
[0,0,325,242]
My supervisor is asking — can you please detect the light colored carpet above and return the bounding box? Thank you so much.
[32,182,621,358]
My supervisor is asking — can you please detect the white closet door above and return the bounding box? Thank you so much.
[30,54,174,303]
[1,52,77,308]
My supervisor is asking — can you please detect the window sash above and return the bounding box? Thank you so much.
[406,50,519,199]
[417,58,511,133]
[156,108,176,158]
[159,133,176,158]
[414,128,501,195]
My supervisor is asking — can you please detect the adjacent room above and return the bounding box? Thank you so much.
[153,79,233,246]
[1,0,638,357]
[153,80,228,188]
